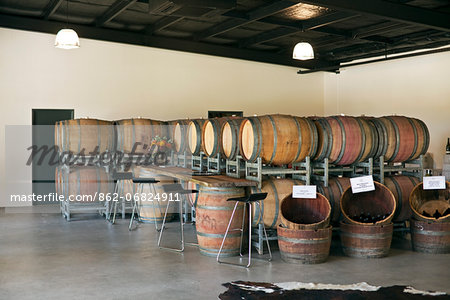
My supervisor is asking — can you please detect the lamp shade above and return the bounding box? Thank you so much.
[293,42,314,60]
[55,29,80,49]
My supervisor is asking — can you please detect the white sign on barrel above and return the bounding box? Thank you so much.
[293,185,316,198]
[350,175,375,194]
[423,176,446,190]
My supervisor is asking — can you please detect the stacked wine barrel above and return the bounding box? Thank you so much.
[277,192,332,264]
[409,181,450,254]
[339,181,396,258]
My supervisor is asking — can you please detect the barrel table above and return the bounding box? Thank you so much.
[136,166,257,257]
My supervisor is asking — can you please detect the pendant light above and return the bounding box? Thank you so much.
[293,42,314,60]
[55,1,80,49]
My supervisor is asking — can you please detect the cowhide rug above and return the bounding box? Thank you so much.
[219,281,450,300]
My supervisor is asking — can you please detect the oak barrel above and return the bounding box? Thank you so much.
[340,222,393,258]
[172,119,191,153]
[132,167,176,223]
[60,166,112,202]
[195,186,245,257]
[410,219,450,254]
[60,119,114,154]
[280,193,331,230]
[188,119,206,155]
[409,181,450,222]
[221,118,244,160]
[312,116,377,166]
[340,181,396,225]
[239,114,317,165]
[375,116,429,162]
[115,118,168,154]
[250,178,303,228]
[384,175,420,222]
[202,118,228,157]
[317,177,351,223]
[277,225,332,264]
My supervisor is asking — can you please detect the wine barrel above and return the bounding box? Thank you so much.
[60,166,112,202]
[340,222,393,258]
[132,167,176,223]
[115,118,168,154]
[375,116,429,163]
[61,119,114,154]
[409,181,450,222]
[312,116,377,166]
[384,175,420,222]
[221,118,244,160]
[239,114,317,165]
[195,186,245,257]
[202,118,228,157]
[340,181,396,226]
[317,177,351,223]
[54,121,61,153]
[250,178,303,229]
[280,193,331,230]
[277,225,332,264]
[172,119,191,153]
[188,119,206,155]
[410,219,450,254]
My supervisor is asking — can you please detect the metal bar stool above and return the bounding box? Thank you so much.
[158,183,199,252]
[109,171,133,224]
[129,177,160,231]
[217,192,272,268]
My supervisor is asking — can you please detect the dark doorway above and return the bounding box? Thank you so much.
[32,109,74,205]
[208,111,243,118]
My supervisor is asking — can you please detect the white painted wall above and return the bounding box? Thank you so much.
[0,27,323,207]
[323,51,450,168]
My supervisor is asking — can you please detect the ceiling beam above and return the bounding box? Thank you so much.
[301,11,357,31]
[41,0,64,20]
[239,27,298,48]
[145,16,184,34]
[95,0,137,27]
[298,0,450,32]
[0,13,335,70]
[194,0,299,41]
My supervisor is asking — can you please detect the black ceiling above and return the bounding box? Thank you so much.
[0,0,449,72]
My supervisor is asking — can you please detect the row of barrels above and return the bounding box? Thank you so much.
[54,114,429,165]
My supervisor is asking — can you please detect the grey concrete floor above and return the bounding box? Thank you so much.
[0,208,449,300]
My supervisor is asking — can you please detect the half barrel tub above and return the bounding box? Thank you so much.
[250,178,303,229]
[410,219,450,254]
[409,181,450,222]
[280,193,331,230]
[277,225,332,264]
[340,222,393,258]
[340,181,396,225]
[195,186,245,257]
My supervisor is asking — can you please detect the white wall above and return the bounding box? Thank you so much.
[0,27,324,207]
[323,51,450,168]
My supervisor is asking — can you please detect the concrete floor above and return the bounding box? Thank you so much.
[1,208,449,300]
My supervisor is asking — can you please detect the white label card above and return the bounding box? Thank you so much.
[293,185,316,199]
[423,176,446,190]
[350,175,375,194]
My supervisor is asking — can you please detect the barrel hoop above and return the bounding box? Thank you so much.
[194,121,202,154]
[406,117,419,161]
[198,188,245,195]
[407,175,419,186]
[386,117,400,162]
[198,246,239,253]
[418,119,430,155]
[267,115,278,165]
[250,117,263,162]
[412,229,450,236]
[278,235,330,244]
[354,117,366,163]
[340,231,392,239]
[316,119,331,161]
[308,118,319,158]
[293,117,303,163]
[390,177,403,219]
[343,247,389,253]
[371,119,388,158]
[196,231,241,238]
[196,205,243,211]
[367,119,378,158]
[268,180,279,228]
[332,116,346,164]
[213,120,220,156]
